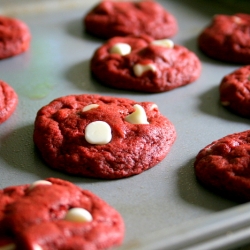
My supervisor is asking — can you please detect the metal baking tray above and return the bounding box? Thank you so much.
[0,0,250,249]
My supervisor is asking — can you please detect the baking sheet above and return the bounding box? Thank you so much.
[0,0,250,249]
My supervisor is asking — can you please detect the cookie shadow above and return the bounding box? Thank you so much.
[66,17,105,43]
[0,124,102,184]
[198,85,250,124]
[65,59,120,93]
[177,158,239,211]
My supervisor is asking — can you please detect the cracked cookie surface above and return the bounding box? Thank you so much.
[194,130,250,202]
[84,0,178,39]
[0,16,31,59]
[33,94,176,179]
[91,35,201,93]
[0,80,18,124]
[0,178,124,250]
[198,13,250,64]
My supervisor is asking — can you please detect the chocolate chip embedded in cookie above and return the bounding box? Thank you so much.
[33,94,176,179]
[198,13,250,64]
[194,130,250,202]
[0,16,31,59]
[91,35,201,93]
[84,1,178,39]
[0,80,18,124]
[220,65,250,117]
[0,178,124,249]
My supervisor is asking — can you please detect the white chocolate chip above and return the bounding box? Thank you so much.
[133,63,157,77]
[151,39,174,48]
[82,104,99,112]
[32,244,43,250]
[125,104,149,124]
[29,180,52,190]
[149,103,158,111]
[233,16,242,24]
[64,208,93,223]
[85,121,112,144]
[110,43,131,56]
[0,243,16,250]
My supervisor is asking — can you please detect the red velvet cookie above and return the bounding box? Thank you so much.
[220,65,250,117]
[84,0,178,39]
[91,35,201,93]
[194,130,250,202]
[198,13,250,64]
[0,16,31,59]
[0,178,124,250]
[33,94,176,179]
[0,80,18,124]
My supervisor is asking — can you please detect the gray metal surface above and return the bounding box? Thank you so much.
[0,0,250,249]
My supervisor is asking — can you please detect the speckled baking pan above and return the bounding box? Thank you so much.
[0,0,250,249]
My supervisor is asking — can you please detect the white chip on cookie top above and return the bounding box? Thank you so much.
[133,63,157,77]
[233,16,242,24]
[151,39,174,48]
[125,104,149,124]
[29,180,52,190]
[32,244,43,250]
[0,243,16,250]
[85,121,112,144]
[82,104,99,112]
[64,208,93,223]
[149,103,158,111]
[110,43,131,56]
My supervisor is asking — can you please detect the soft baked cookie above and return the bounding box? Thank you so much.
[91,35,201,92]
[194,130,250,202]
[220,65,250,117]
[198,13,250,64]
[84,0,178,39]
[0,16,31,59]
[33,94,176,179]
[0,178,124,249]
[0,80,18,124]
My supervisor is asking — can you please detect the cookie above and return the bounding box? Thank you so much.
[0,80,18,124]
[91,35,201,92]
[194,130,250,202]
[83,0,178,39]
[198,13,250,64]
[0,16,31,59]
[0,178,124,249]
[220,65,250,117]
[33,94,176,179]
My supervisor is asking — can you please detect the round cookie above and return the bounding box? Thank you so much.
[0,16,31,59]
[0,80,18,124]
[33,94,176,179]
[220,65,250,117]
[91,36,201,93]
[83,0,178,39]
[198,13,250,64]
[194,130,250,202]
[0,178,124,249]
